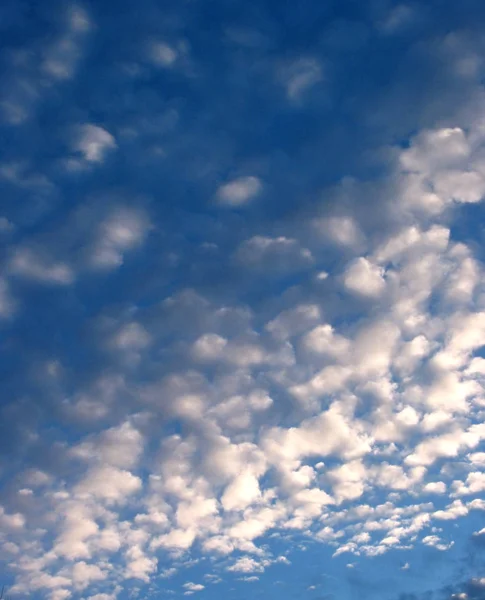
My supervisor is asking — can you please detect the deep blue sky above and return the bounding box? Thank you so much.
[2,1,485,599]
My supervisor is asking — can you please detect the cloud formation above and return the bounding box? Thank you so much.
[1,2,485,600]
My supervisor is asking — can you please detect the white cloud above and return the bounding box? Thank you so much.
[266,304,321,340]
[227,557,270,573]
[221,470,262,511]
[433,169,485,204]
[400,128,470,173]
[343,257,386,297]
[124,545,157,581]
[313,216,364,248]
[262,403,372,466]
[90,208,150,269]
[9,248,74,285]
[421,535,453,551]
[405,424,485,466]
[70,421,144,469]
[71,562,106,590]
[0,505,25,530]
[452,472,485,496]
[7,71,485,600]
[73,124,117,163]
[423,481,447,494]
[468,452,485,466]
[183,583,205,592]
[75,465,142,503]
[433,499,469,520]
[301,323,350,357]
[191,333,228,361]
[216,176,262,207]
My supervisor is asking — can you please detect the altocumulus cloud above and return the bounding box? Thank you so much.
[1,2,485,600]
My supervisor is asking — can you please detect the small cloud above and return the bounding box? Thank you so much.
[149,42,178,67]
[280,58,323,101]
[73,124,117,164]
[191,333,228,361]
[160,568,177,579]
[183,583,205,592]
[90,208,150,270]
[216,175,262,207]
[342,257,386,297]
[313,215,364,248]
[9,248,74,285]
[422,535,454,551]
[227,557,269,573]
[236,235,313,272]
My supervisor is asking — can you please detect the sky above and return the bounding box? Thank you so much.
[2,0,485,599]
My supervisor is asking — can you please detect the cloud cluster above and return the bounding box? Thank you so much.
[2,2,485,600]
[2,115,485,598]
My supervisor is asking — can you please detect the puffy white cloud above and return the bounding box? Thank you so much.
[421,534,453,551]
[124,545,157,581]
[70,421,144,469]
[191,333,228,361]
[216,176,262,206]
[73,124,117,163]
[433,499,468,520]
[342,257,386,297]
[423,481,447,494]
[90,208,150,269]
[301,324,350,357]
[75,465,142,503]
[53,503,100,560]
[262,403,372,466]
[405,423,485,466]
[400,128,470,174]
[151,528,197,552]
[7,57,485,600]
[0,506,25,530]
[313,215,364,248]
[227,556,270,573]
[468,452,485,466]
[71,562,106,590]
[183,582,205,592]
[328,460,367,503]
[221,470,262,511]
[266,304,321,340]
[452,472,485,496]
[393,335,430,375]
[433,169,485,204]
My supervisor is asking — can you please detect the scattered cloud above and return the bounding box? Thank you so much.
[216,176,263,207]
[2,3,485,600]
[72,124,117,164]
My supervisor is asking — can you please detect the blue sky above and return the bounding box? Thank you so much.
[2,1,485,599]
